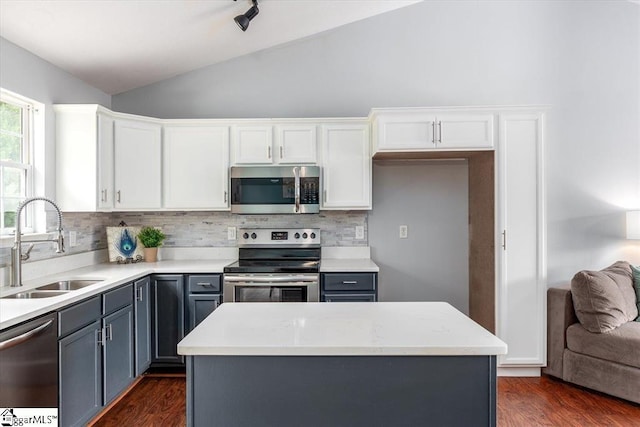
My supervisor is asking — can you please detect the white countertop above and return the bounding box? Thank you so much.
[0,252,380,331]
[0,259,234,330]
[320,258,379,272]
[177,302,507,356]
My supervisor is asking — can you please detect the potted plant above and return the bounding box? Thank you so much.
[137,226,166,262]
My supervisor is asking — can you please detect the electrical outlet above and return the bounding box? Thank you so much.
[399,225,408,239]
[69,231,77,247]
[227,226,237,241]
[355,226,365,240]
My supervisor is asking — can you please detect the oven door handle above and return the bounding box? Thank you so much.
[294,166,300,213]
[224,275,317,284]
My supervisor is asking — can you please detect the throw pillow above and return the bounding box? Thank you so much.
[632,264,640,322]
[570,261,638,333]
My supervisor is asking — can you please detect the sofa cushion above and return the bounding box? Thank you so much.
[570,261,638,333]
[632,265,640,321]
[566,321,640,369]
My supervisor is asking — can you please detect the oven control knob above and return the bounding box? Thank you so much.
[294,232,300,239]
[243,233,249,240]
[302,232,308,239]
[310,232,316,239]
[251,232,257,239]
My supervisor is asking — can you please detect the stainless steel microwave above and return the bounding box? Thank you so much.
[230,166,320,214]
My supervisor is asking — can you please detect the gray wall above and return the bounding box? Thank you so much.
[0,37,111,199]
[370,161,469,311]
[114,1,640,284]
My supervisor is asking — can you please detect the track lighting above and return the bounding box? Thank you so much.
[234,0,259,32]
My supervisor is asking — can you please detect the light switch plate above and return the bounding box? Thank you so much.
[69,231,77,247]
[355,226,365,240]
[227,227,237,240]
[399,225,408,239]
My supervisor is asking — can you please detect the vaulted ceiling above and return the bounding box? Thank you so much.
[0,0,421,95]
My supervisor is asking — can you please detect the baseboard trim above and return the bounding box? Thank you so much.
[498,367,541,377]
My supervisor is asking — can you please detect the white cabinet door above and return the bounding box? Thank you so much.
[373,110,495,153]
[233,126,273,164]
[114,120,162,209]
[321,124,371,210]
[496,113,545,367]
[437,114,494,149]
[97,114,114,210]
[55,105,113,212]
[275,125,317,164]
[375,112,437,151]
[163,126,229,210]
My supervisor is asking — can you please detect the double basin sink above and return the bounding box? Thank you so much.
[3,280,103,299]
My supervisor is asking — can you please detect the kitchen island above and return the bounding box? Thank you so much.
[178,302,507,427]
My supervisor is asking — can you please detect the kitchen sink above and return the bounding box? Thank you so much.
[36,279,103,291]
[4,290,71,299]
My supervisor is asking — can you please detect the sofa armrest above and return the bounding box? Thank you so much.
[543,285,578,378]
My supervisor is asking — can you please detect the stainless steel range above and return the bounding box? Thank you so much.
[223,228,320,303]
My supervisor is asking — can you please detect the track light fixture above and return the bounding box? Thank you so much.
[234,0,259,32]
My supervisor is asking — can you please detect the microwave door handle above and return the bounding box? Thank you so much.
[294,166,300,213]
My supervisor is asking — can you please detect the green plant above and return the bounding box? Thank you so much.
[137,226,166,248]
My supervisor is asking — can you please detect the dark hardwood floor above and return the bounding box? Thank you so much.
[93,374,640,426]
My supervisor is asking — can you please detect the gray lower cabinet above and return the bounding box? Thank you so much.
[151,274,185,366]
[321,272,378,302]
[103,305,135,404]
[186,274,222,333]
[58,283,134,427]
[134,276,151,376]
[59,319,102,427]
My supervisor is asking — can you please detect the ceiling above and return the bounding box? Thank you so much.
[0,0,421,95]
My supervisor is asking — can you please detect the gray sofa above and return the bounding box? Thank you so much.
[544,261,640,404]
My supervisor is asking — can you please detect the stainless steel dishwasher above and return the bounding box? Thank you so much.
[0,312,58,407]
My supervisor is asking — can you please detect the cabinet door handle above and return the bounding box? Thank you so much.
[431,122,436,144]
[268,146,271,159]
[279,146,284,159]
[438,121,442,143]
[502,230,507,250]
[224,191,228,203]
[196,282,212,287]
[106,324,113,341]
[342,281,358,284]
[97,329,105,347]
[116,190,121,203]
[136,286,143,302]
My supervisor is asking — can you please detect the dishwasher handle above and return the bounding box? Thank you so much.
[0,319,54,351]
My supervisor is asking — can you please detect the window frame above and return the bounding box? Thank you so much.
[0,89,37,236]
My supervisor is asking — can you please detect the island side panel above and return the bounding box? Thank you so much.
[188,355,497,427]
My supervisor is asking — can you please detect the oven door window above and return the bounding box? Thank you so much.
[235,286,307,302]
[231,178,295,205]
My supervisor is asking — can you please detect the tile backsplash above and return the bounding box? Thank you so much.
[0,210,367,268]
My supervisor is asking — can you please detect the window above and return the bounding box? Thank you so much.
[0,90,35,235]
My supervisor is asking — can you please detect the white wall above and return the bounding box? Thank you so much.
[370,161,469,310]
[0,37,111,199]
[114,1,640,284]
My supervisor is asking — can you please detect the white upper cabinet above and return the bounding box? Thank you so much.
[163,126,229,210]
[372,109,494,153]
[275,125,317,164]
[232,125,273,164]
[321,123,371,210]
[496,112,545,368]
[232,123,318,165]
[55,105,114,212]
[113,119,162,210]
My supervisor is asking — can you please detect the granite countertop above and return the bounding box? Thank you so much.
[178,302,507,356]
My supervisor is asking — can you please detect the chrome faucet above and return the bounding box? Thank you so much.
[10,197,65,287]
